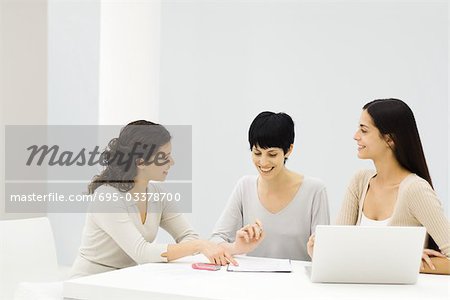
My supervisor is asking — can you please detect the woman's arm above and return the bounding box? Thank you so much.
[210,178,245,244]
[93,211,171,263]
[94,210,236,265]
[311,187,331,232]
[306,187,330,259]
[210,178,264,255]
[159,206,237,265]
[406,180,450,257]
[163,240,237,265]
[420,256,450,275]
[219,221,265,255]
[160,211,200,243]
[335,170,370,225]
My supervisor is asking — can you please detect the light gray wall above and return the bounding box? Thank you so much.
[47,0,100,266]
[46,0,162,266]
[3,0,447,264]
[159,1,448,239]
[1,0,48,220]
[1,2,48,295]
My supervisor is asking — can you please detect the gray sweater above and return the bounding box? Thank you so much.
[211,175,330,261]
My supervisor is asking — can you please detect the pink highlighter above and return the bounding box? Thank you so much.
[191,263,221,271]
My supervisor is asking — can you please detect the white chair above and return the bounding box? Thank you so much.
[0,217,66,300]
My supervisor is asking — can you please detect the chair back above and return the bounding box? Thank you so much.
[0,217,58,299]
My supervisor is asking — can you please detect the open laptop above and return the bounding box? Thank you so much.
[308,225,426,284]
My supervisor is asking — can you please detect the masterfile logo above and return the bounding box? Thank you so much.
[4,125,192,213]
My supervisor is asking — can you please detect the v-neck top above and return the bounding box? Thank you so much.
[210,175,330,261]
[336,169,450,257]
[358,171,400,226]
[69,183,199,278]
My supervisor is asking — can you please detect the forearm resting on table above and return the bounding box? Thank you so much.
[162,240,203,262]
[421,257,450,275]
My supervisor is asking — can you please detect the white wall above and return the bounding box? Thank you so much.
[2,0,448,264]
[47,0,100,266]
[159,0,448,239]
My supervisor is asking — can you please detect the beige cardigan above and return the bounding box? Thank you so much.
[336,169,450,257]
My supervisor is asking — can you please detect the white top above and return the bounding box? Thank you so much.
[69,183,199,279]
[210,175,330,261]
[359,174,391,227]
[360,213,391,226]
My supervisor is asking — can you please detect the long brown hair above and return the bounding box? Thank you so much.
[88,120,171,193]
[363,99,437,250]
[363,99,432,187]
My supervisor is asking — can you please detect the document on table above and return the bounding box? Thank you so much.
[227,256,292,273]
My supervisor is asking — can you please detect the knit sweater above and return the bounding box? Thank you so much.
[336,169,450,257]
[69,183,199,278]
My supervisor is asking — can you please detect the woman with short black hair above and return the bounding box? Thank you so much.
[211,111,330,261]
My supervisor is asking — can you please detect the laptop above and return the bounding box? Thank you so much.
[309,225,426,284]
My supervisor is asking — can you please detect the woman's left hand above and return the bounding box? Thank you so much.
[421,248,446,271]
[307,234,315,258]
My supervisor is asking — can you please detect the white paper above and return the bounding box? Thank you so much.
[227,256,292,272]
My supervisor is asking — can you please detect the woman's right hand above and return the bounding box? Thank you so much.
[199,240,237,266]
[307,234,315,258]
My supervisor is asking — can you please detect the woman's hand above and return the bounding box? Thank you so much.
[307,234,315,258]
[232,219,265,255]
[421,248,447,272]
[199,240,237,266]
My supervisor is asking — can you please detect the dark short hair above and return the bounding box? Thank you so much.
[248,111,295,154]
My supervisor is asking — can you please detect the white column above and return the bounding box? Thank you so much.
[0,0,48,221]
[98,0,161,125]
[1,1,48,297]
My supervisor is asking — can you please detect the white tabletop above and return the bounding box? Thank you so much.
[64,255,450,300]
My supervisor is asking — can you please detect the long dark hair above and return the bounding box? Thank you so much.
[88,120,171,193]
[363,99,438,250]
[363,99,432,188]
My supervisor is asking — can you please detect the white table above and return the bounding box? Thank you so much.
[64,255,450,300]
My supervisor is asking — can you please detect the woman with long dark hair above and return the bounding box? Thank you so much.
[308,99,449,274]
[70,120,236,278]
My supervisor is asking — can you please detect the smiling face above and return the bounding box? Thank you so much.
[138,142,174,182]
[353,110,392,160]
[252,145,291,179]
